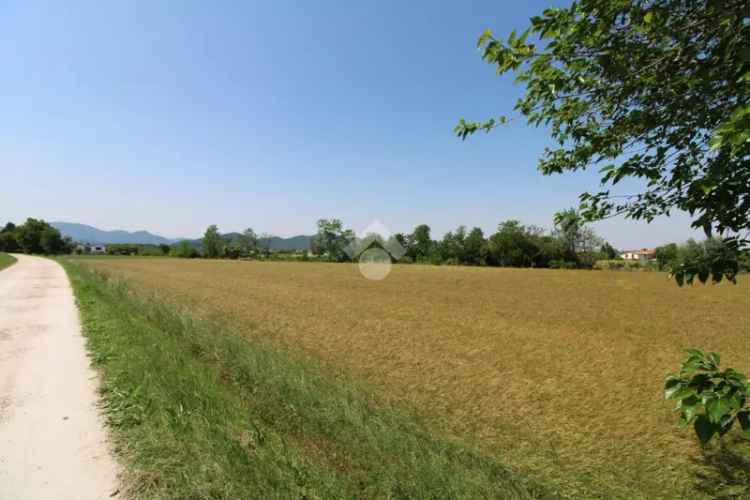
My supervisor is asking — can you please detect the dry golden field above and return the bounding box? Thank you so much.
[79,257,750,498]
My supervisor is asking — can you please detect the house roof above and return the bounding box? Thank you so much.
[621,248,656,254]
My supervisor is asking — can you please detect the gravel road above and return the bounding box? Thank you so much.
[0,254,119,499]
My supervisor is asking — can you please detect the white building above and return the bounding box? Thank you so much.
[76,243,107,254]
[620,248,656,262]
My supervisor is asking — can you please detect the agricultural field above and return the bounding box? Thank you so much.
[75,257,750,498]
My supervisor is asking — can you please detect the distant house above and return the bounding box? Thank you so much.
[620,248,656,262]
[75,243,107,254]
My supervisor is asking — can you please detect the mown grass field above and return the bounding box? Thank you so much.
[74,257,750,498]
[0,253,17,271]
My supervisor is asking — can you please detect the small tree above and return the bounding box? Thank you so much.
[655,243,679,271]
[258,233,273,258]
[463,227,486,265]
[553,209,583,257]
[0,223,20,252]
[202,225,223,258]
[237,228,258,257]
[314,219,353,262]
[407,224,433,262]
[601,242,618,260]
[171,241,198,258]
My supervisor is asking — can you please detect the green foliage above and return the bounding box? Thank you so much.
[396,211,610,269]
[665,349,750,446]
[458,0,750,282]
[237,228,258,257]
[170,241,199,258]
[487,220,543,267]
[593,259,654,271]
[202,224,224,258]
[0,218,71,255]
[553,209,582,256]
[670,238,740,286]
[106,244,165,256]
[312,219,354,262]
[0,253,17,271]
[406,224,434,262]
[600,242,618,260]
[655,243,679,271]
[0,225,20,253]
[463,227,487,265]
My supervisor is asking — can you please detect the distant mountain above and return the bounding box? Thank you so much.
[52,222,314,251]
[268,235,312,251]
[52,222,177,245]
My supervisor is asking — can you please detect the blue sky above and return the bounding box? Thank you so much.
[1,0,701,248]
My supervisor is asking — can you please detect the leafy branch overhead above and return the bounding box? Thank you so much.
[456,0,749,283]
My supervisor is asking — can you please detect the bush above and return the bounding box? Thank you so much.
[671,238,739,285]
[665,349,750,446]
[170,241,199,258]
[593,260,656,271]
[548,260,577,269]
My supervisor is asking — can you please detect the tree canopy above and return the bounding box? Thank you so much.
[202,225,223,258]
[456,0,749,283]
[0,218,72,255]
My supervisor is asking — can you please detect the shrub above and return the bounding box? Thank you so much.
[593,260,657,271]
[665,349,750,446]
[548,260,577,269]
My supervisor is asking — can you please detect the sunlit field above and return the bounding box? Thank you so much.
[78,257,750,498]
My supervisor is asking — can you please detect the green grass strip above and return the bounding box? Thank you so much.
[0,253,17,271]
[62,260,556,499]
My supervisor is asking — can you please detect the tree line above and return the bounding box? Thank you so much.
[279,209,619,269]
[0,219,73,255]
[655,238,750,285]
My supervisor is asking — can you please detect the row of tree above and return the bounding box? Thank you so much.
[655,238,750,285]
[310,209,619,269]
[0,219,73,255]
[201,225,274,259]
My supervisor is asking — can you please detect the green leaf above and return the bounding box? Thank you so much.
[738,411,750,438]
[477,28,493,48]
[685,348,705,358]
[694,415,720,446]
[664,376,684,399]
[706,398,731,423]
[644,11,654,24]
[708,351,720,367]
[669,385,696,401]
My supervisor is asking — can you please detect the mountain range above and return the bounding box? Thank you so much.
[51,222,313,251]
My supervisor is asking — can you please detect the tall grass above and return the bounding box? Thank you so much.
[0,253,17,271]
[61,260,553,499]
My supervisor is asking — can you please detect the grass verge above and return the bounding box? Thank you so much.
[61,259,555,499]
[0,253,17,271]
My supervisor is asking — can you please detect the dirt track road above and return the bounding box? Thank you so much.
[0,255,118,500]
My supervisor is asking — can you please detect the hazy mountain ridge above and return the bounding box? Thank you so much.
[194,233,312,251]
[52,222,313,251]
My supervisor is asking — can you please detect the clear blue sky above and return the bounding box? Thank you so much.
[1,0,701,248]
